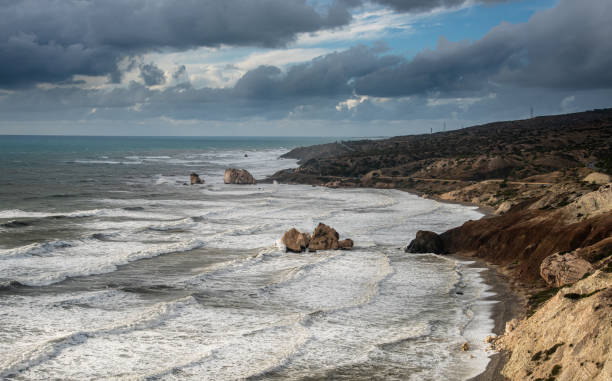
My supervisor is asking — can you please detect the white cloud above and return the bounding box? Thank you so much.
[336,95,392,111]
[237,48,332,70]
[297,7,414,46]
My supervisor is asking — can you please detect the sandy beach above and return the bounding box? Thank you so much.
[460,257,525,381]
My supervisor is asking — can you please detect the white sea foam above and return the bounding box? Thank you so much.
[0,209,104,219]
[0,240,73,260]
[1,147,497,380]
[0,208,180,220]
[73,160,143,165]
[0,296,197,379]
[0,238,206,286]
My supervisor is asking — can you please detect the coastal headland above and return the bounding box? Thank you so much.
[268,109,612,380]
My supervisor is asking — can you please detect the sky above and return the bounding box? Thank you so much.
[1,0,611,136]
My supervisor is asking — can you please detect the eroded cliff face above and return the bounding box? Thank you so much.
[439,184,612,380]
[495,270,612,381]
[440,208,612,283]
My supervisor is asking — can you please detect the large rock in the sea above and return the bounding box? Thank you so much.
[405,230,445,254]
[281,228,311,253]
[309,223,340,251]
[540,252,594,287]
[190,173,204,185]
[224,168,256,185]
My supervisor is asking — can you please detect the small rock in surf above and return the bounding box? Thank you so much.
[190,173,204,185]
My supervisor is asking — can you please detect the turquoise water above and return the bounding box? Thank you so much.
[0,135,337,211]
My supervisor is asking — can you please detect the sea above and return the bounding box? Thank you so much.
[0,135,496,380]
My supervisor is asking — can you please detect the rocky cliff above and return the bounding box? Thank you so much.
[495,270,611,381]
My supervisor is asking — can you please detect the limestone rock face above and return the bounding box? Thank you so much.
[405,230,445,254]
[338,239,354,250]
[309,223,340,251]
[496,270,612,381]
[583,172,611,185]
[281,228,311,253]
[562,183,612,223]
[190,173,204,185]
[540,252,594,287]
[224,168,256,184]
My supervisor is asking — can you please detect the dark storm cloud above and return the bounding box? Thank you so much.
[228,0,612,101]
[355,0,612,96]
[0,0,517,89]
[233,0,612,102]
[233,45,400,99]
[139,63,166,87]
[1,0,611,127]
[0,45,394,119]
[0,0,354,88]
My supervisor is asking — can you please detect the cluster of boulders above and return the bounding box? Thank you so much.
[187,168,257,185]
[281,223,353,253]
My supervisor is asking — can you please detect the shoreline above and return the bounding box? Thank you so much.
[424,187,523,380]
[382,183,496,218]
[273,179,521,380]
[269,174,519,380]
[456,255,525,381]
[429,195,496,218]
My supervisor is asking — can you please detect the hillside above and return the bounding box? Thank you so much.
[277,109,611,193]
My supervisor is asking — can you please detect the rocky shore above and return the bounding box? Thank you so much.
[268,109,612,380]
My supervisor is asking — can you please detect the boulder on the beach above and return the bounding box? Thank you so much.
[338,239,354,250]
[405,230,445,254]
[224,168,256,185]
[281,228,311,253]
[309,223,340,251]
[540,252,594,287]
[190,173,204,185]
